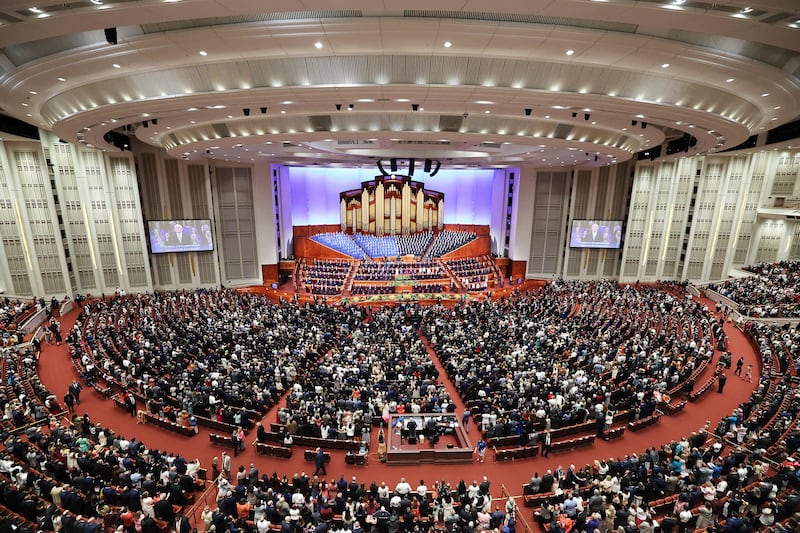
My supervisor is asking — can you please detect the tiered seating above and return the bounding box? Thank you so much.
[427,230,477,257]
[398,231,434,256]
[311,232,365,258]
[353,233,400,258]
[445,257,493,291]
[299,258,352,295]
[707,260,800,318]
[688,369,721,401]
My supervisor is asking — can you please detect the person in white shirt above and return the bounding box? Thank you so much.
[394,477,412,496]
[416,481,428,499]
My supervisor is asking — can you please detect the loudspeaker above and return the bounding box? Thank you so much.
[408,158,415,176]
[390,158,398,172]
[524,108,532,116]
[243,108,250,116]
[424,159,432,173]
[104,28,118,45]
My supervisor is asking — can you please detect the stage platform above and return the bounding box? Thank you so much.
[384,413,474,465]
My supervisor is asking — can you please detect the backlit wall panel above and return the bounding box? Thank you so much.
[286,167,495,227]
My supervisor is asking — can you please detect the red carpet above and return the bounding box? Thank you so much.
[36,297,759,503]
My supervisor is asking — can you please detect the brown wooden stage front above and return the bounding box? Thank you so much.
[384,413,474,465]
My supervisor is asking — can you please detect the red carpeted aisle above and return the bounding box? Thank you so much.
[36,297,759,501]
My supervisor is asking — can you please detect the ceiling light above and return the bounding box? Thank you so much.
[112,63,121,68]
[484,110,490,114]
[661,63,670,68]
[199,50,207,56]
[314,42,323,49]
[741,7,752,13]
[281,110,286,114]
[29,7,42,13]
[726,78,735,83]
[566,49,575,56]
[395,98,410,102]
[444,41,452,48]
[29,91,37,95]
[761,93,769,97]
[281,101,293,105]
[90,0,104,4]
[673,0,686,4]
[475,100,494,105]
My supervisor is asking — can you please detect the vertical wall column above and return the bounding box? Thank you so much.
[252,163,279,282]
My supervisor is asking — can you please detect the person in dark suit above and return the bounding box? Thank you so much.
[313,447,327,476]
[174,514,191,533]
[583,223,607,243]
[542,430,552,457]
[164,222,194,246]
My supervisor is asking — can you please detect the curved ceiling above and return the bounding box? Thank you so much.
[0,0,799,169]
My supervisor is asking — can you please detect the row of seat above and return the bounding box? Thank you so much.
[628,413,661,432]
[688,369,721,401]
[495,445,539,461]
[253,441,293,458]
[550,434,595,454]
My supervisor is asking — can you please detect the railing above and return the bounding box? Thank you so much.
[500,483,534,533]
[19,307,48,334]
[186,473,220,528]
[60,299,74,316]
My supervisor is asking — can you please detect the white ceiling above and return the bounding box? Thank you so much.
[0,0,798,168]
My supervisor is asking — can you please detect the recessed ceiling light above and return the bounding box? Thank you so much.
[57,77,65,82]
[21,103,28,107]
[281,110,286,114]
[25,113,32,117]
[475,100,493,105]
[314,42,323,49]
[444,41,452,48]
[661,63,670,68]
[484,110,490,114]
[29,91,37,95]
[142,113,150,117]
[774,106,781,109]
[187,107,198,111]
[199,50,207,56]
[566,49,575,56]
[112,63,121,68]
[761,93,769,97]
[29,7,42,13]
[395,98,410,102]
[90,0,104,5]
[281,101,293,105]
[726,78,735,83]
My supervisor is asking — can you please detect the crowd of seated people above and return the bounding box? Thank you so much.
[0,413,203,533]
[301,259,353,295]
[412,284,445,294]
[69,282,723,455]
[522,308,800,533]
[355,261,445,281]
[272,304,454,444]
[422,280,719,440]
[446,258,492,291]
[398,232,434,256]
[68,290,345,429]
[427,231,477,258]
[311,233,366,259]
[350,285,396,296]
[706,260,800,318]
[1,297,35,347]
[352,234,400,259]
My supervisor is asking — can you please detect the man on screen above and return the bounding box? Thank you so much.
[583,223,607,244]
[164,222,194,246]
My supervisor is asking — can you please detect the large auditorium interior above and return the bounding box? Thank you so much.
[1,1,800,533]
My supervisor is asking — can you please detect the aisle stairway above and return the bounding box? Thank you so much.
[340,261,361,296]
